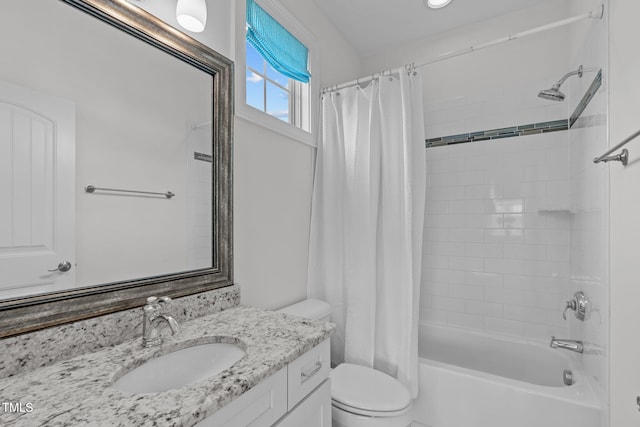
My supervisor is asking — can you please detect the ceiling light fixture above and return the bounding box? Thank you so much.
[176,0,207,33]
[425,0,452,9]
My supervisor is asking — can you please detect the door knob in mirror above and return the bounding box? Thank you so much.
[48,261,72,273]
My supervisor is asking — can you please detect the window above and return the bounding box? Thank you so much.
[235,0,318,146]
[246,41,295,125]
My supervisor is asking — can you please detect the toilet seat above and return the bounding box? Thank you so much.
[331,363,412,418]
[332,399,412,418]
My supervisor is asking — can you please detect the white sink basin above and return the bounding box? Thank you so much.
[112,342,245,394]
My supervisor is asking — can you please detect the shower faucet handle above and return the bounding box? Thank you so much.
[563,291,590,321]
[562,300,576,320]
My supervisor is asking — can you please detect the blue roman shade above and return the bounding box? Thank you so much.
[246,0,311,83]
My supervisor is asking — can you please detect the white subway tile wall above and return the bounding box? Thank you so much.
[186,126,213,270]
[424,84,567,141]
[422,131,571,342]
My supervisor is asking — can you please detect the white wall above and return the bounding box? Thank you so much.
[186,125,213,270]
[234,0,361,309]
[608,0,640,425]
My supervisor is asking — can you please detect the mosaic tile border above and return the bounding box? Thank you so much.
[425,120,568,148]
[569,69,602,128]
[425,68,603,149]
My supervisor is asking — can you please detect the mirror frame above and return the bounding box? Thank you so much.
[0,0,233,338]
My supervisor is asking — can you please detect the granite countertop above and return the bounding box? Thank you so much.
[0,306,334,427]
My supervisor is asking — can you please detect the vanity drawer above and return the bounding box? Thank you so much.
[287,339,330,409]
[275,379,331,427]
[195,367,287,427]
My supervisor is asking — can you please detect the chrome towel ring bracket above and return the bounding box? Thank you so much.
[594,129,640,166]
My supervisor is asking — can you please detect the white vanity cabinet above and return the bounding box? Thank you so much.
[274,379,331,427]
[195,339,331,427]
[277,337,332,427]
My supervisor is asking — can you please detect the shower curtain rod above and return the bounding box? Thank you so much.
[322,4,604,95]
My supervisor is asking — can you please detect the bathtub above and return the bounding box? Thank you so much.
[413,323,602,427]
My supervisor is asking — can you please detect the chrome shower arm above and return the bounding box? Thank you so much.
[539,65,599,101]
[554,66,584,88]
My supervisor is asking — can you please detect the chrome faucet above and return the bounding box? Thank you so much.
[142,296,179,348]
[550,336,583,354]
[562,291,590,321]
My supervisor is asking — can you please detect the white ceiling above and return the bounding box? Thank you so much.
[314,0,556,57]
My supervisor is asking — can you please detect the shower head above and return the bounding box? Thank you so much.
[537,65,584,102]
[538,85,565,102]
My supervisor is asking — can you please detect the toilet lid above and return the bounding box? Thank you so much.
[330,363,411,414]
[277,299,331,321]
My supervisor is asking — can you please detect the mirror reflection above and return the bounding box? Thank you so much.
[0,0,214,299]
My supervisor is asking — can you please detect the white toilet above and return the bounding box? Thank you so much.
[278,299,413,427]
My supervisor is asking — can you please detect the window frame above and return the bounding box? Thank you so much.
[235,0,319,147]
[246,46,297,126]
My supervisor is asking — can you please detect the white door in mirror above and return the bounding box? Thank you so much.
[0,80,75,299]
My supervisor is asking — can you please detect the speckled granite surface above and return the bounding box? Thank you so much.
[0,305,334,427]
[0,285,240,379]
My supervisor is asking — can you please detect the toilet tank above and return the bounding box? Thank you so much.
[277,298,331,322]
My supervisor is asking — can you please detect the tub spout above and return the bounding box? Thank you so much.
[550,336,583,353]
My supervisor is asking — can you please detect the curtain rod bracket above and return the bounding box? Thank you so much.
[590,3,604,20]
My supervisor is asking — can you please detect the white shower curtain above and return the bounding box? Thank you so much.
[308,70,426,397]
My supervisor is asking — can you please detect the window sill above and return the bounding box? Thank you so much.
[235,103,317,148]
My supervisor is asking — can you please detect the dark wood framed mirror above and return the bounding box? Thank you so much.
[0,0,233,338]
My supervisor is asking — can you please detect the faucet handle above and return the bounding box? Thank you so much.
[144,297,160,311]
[562,291,590,321]
[562,300,577,320]
[145,296,171,306]
[143,296,173,316]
